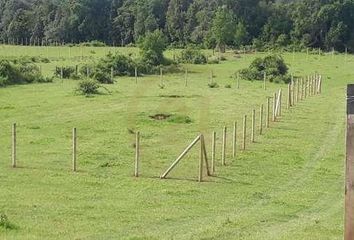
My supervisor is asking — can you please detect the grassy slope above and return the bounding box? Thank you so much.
[0,46,350,239]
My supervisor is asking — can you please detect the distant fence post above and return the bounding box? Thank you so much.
[263,72,267,90]
[287,84,291,109]
[259,104,263,135]
[251,109,255,143]
[233,121,237,158]
[135,67,138,84]
[135,132,140,177]
[12,123,16,168]
[72,128,77,172]
[242,115,247,150]
[266,97,270,128]
[211,131,216,174]
[345,84,354,239]
[185,68,188,87]
[222,127,227,166]
[273,92,277,121]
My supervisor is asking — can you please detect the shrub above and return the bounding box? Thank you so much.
[225,84,232,88]
[207,56,220,64]
[55,66,76,79]
[92,70,113,84]
[0,213,15,230]
[178,46,207,64]
[168,114,192,124]
[80,40,106,47]
[79,64,95,77]
[0,60,48,87]
[76,79,100,95]
[238,54,289,83]
[208,82,219,88]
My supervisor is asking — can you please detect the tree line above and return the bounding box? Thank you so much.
[0,0,354,52]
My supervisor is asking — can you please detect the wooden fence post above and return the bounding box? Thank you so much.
[135,67,138,84]
[287,84,291,109]
[12,123,16,168]
[273,92,277,121]
[300,78,304,100]
[297,79,300,102]
[212,131,216,174]
[111,67,114,82]
[251,109,255,143]
[72,128,77,172]
[199,134,204,182]
[266,97,270,128]
[222,127,227,166]
[233,122,237,158]
[185,68,188,87]
[237,73,240,89]
[242,115,247,150]
[135,132,140,177]
[263,72,267,90]
[279,89,282,116]
[345,84,354,239]
[259,104,263,135]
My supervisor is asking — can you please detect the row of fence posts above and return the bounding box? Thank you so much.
[8,74,323,181]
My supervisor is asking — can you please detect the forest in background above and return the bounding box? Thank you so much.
[0,0,354,52]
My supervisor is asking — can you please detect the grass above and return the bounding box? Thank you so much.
[0,45,350,239]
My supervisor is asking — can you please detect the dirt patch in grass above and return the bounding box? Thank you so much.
[159,94,186,98]
[149,113,171,120]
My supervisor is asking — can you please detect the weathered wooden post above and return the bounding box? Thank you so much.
[297,79,300,102]
[72,128,77,172]
[237,74,240,89]
[111,67,114,82]
[135,67,138,84]
[185,68,188,87]
[211,131,216,174]
[273,92,277,121]
[266,97,270,128]
[210,70,214,84]
[259,104,263,135]
[242,115,247,150]
[222,127,227,166]
[199,135,204,182]
[287,83,291,109]
[263,72,267,90]
[12,123,16,168]
[251,109,255,143]
[160,68,163,85]
[345,84,354,239]
[279,89,282,116]
[135,131,140,177]
[233,121,237,158]
[60,66,64,79]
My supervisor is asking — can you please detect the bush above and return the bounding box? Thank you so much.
[0,213,16,230]
[178,46,207,64]
[0,60,48,87]
[238,54,289,83]
[76,79,101,95]
[55,66,76,79]
[80,40,106,47]
[92,70,112,84]
[208,82,219,88]
[207,56,220,64]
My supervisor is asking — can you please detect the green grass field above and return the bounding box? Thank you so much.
[0,45,351,239]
